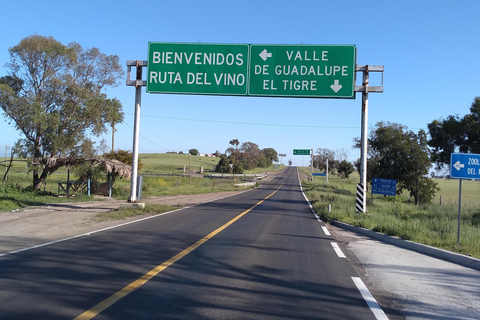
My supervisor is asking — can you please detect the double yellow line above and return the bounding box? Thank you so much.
[75,183,283,319]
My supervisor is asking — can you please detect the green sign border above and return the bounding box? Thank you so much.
[146,42,357,99]
[293,149,311,155]
[147,42,249,96]
[249,44,356,99]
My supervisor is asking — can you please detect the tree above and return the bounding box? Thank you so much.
[337,160,354,179]
[262,148,279,167]
[189,149,199,156]
[215,154,243,174]
[239,142,262,170]
[228,139,240,161]
[428,97,480,168]
[427,115,462,168]
[357,122,438,205]
[313,148,338,173]
[0,35,124,190]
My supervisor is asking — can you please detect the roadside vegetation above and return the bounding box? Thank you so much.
[0,153,281,211]
[301,168,480,259]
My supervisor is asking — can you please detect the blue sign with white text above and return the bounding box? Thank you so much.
[312,172,326,176]
[451,153,480,179]
[371,177,397,196]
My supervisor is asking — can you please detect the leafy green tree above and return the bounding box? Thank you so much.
[262,148,279,167]
[189,149,199,156]
[313,148,338,173]
[0,35,124,190]
[337,160,354,179]
[228,139,240,162]
[357,122,438,204]
[215,154,243,174]
[428,97,480,168]
[239,142,262,170]
[427,115,463,168]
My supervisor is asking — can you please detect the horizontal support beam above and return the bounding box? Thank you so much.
[354,86,384,93]
[126,60,148,87]
[356,65,384,72]
[126,60,148,67]
[126,80,147,87]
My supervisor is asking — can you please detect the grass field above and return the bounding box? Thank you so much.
[139,153,219,175]
[0,153,283,210]
[299,168,480,259]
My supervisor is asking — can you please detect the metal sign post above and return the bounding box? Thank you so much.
[354,65,384,213]
[126,60,147,202]
[450,152,480,244]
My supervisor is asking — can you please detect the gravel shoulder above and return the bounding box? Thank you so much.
[330,224,480,320]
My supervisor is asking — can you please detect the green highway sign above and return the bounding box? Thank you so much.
[147,42,249,95]
[146,42,356,98]
[249,44,356,98]
[293,149,311,155]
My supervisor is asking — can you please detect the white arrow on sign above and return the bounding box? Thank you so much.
[259,49,272,61]
[330,79,343,93]
[453,160,465,171]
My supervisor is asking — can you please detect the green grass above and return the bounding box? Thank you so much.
[139,153,219,175]
[0,182,99,211]
[298,167,480,259]
[0,153,279,210]
[95,204,180,221]
[111,175,256,200]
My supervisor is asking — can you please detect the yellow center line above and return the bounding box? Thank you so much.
[74,183,283,320]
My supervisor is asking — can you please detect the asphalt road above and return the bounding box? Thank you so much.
[0,167,387,319]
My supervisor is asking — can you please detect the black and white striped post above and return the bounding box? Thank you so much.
[356,183,366,213]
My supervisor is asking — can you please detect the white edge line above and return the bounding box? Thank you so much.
[331,242,346,258]
[322,226,331,236]
[0,188,255,258]
[296,168,322,222]
[352,277,389,320]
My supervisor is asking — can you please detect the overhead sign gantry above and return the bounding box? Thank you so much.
[127,42,383,209]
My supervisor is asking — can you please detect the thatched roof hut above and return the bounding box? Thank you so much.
[35,157,132,179]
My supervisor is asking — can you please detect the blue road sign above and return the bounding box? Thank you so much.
[312,173,326,176]
[450,153,480,179]
[371,177,397,196]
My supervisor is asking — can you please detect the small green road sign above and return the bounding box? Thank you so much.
[147,42,249,95]
[293,149,311,155]
[249,44,356,98]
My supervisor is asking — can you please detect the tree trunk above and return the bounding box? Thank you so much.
[3,150,15,181]
[33,169,48,191]
[33,133,43,190]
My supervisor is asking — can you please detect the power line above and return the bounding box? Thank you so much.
[122,121,177,152]
[125,113,360,129]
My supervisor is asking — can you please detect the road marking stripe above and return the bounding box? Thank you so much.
[352,277,389,320]
[74,183,283,320]
[0,189,256,258]
[322,226,331,236]
[331,242,346,258]
[296,168,322,222]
